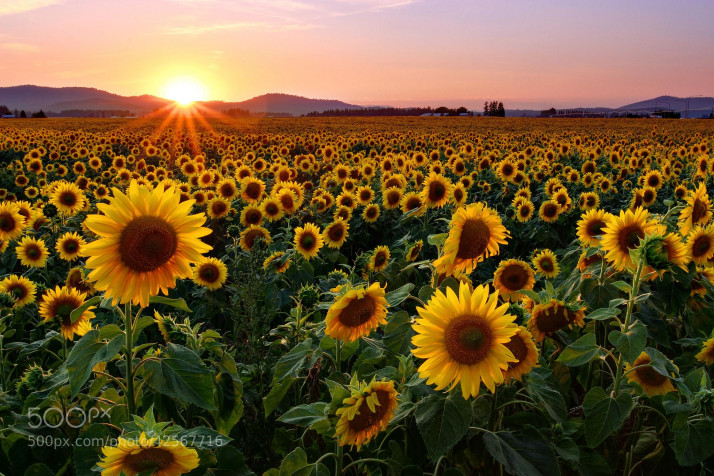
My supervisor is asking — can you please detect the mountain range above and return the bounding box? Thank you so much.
[0,86,713,118]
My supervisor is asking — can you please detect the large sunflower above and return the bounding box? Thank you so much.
[411,282,518,398]
[97,432,199,476]
[325,282,388,342]
[576,209,611,248]
[526,299,586,343]
[294,223,323,260]
[16,236,50,268]
[0,275,37,308]
[433,203,509,276]
[0,201,26,242]
[601,207,660,270]
[192,257,228,290]
[82,181,212,308]
[56,231,87,261]
[678,183,711,236]
[625,352,676,396]
[39,285,95,340]
[686,225,714,265]
[493,259,535,302]
[335,379,399,450]
[50,182,86,216]
[503,326,539,381]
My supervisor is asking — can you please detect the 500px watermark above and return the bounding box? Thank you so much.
[29,434,229,449]
[26,406,110,429]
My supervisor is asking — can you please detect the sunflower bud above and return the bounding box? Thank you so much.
[16,365,46,401]
[42,203,58,218]
[641,235,670,271]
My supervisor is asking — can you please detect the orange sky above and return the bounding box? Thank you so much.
[1,0,713,109]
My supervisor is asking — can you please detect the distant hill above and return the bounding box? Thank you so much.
[617,95,714,117]
[208,93,363,116]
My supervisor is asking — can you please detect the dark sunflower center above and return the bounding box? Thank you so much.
[444,315,493,364]
[338,296,377,327]
[692,236,712,258]
[300,233,316,251]
[692,199,707,224]
[265,203,279,215]
[500,265,528,291]
[348,389,392,432]
[366,207,378,218]
[635,366,667,387]
[502,165,514,176]
[0,213,15,231]
[374,252,387,267]
[534,304,573,333]
[60,192,77,206]
[587,220,605,237]
[406,197,421,210]
[456,218,490,260]
[280,195,294,208]
[618,225,644,251]
[26,245,41,259]
[246,210,261,224]
[9,285,26,299]
[328,225,345,241]
[63,240,79,253]
[243,229,266,249]
[429,182,446,201]
[119,216,178,272]
[200,264,219,282]
[212,202,227,215]
[505,334,528,368]
[544,204,558,217]
[220,184,234,197]
[245,182,261,199]
[125,447,175,472]
[387,192,400,205]
[540,258,553,271]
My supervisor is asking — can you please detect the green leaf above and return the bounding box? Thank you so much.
[645,347,679,378]
[326,379,351,416]
[383,311,414,355]
[70,296,102,323]
[276,447,313,476]
[132,315,155,343]
[212,355,244,436]
[23,464,54,476]
[385,283,414,307]
[556,333,599,367]
[264,377,296,417]
[143,343,216,410]
[66,330,124,396]
[584,307,620,321]
[610,281,632,293]
[608,320,647,365]
[73,423,112,475]
[427,233,448,246]
[278,402,328,427]
[214,446,256,476]
[172,426,232,449]
[524,372,567,423]
[273,339,314,382]
[672,414,714,466]
[519,289,541,302]
[148,296,191,312]
[582,387,634,447]
[415,393,472,459]
[482,428,561,476]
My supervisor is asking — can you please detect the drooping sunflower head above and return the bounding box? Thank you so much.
[294,222,323,260]
[526,299,586,343]
[0,275,37,308]
[97,432,199,476]
[66,266,96,296]
[601,207,660,270]
[641,231,690,271]
[56,231,87,261]
[412,282,518,398]
[532,249,560,279]
[576,209,611,248]
[503,326,539,381]
[16,236,50,268]
[82,181,212,308]
[192,257,228,290]
[433,203,510,276]
[39,285,95,340]
[335,379,399,450]
[325,282,388,342]
[368,246,391,272]
[625,352,676,396]
[492,259,535,302]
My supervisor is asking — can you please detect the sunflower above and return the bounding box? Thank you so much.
[16,236,49,268]
[382,187,403,210]
[216,178,238,200]
[576,209,610,248]
[66,266,96,295]
[0,275,37,308]
[275,189,299,215]
[50,182,86,216]
[39,285,95,340]
[323,219,349,249]
[260,196,285,222]
[503,326,539,381]
[207,197,231,219]
[625,352,676,396]
[422,172,451,208]
[97,432,199,476]
[362,204,380,223]
[526,299,586,343]
[263,251,292,274]
[192,257,228,290]
[695,337,714,365]
[240,177,266,204]
[433,203,509,276]
[335,379,398,450]
[538,201,560,223]
[406,240,423,262]
[239,225,272,252]
[601,207,660,271]
[294,223,323,260]
[492,259,535,302]
[56,231,87,261]
[0,201,26,242]
[532,249,560,278]
[411,282,518,398]
[326,282,388,342]
[240,205,263,227]
[679,183,712,236]
[82,181,212,308]
[685,225,714,265]
[368,245,391,272]
[515,201,534,222]
[400,192,425,217]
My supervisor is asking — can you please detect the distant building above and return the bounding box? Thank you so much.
[1,114,15,118]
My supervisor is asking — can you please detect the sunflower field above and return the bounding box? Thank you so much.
[1,117,714,476]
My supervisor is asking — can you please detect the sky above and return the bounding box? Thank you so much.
[1,0,713,109]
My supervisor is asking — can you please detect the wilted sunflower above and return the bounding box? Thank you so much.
[0,202,26,242]
[695,337,714,365]
[16,236,50,268]
[503,326,539,381]
[192,257,228,290]
[323,219,349,249]
[576,209,610,248]
[263,251,292,273]
[335,379,399,450]
[294,223,323,260]
[50,182,86,216]
[368,246,391,272]
[422,172,452,208]
[493,259,535,302]
[526,299,586,343]
[532,249,560,278]
[325,282,388,342]
[412,282,518,398]
[538,201,560,223]
[686,225,714,265]
[239,225,272,252]
[97,432,199,476]
[625,352,676,396]
[0,275,37,308]
[679,183,712,236]
[601,207,660,270]
[56,231,86,261]
[82,181,212,308]
[433,203,509,276]
[39,285,95,340]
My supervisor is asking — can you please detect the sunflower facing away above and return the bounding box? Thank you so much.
[263,251,292,274]
[82,181,212,308]
[600,207,660,271]
[433,203,510,276]
[492,259,535,302]
[335,379,399,450]
[294,223,323,260]
[192,257,228,290]
[0,275,37,308]
[325,282,388,342]
[503,326,539,381]
[625,351,676,396]
[39,285,95,340]
[526,299,586,343]
[97,432,199,476]
[411,282,518,398]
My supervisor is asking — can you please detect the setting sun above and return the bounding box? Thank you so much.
[163,78,207,105]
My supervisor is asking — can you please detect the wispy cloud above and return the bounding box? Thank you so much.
[0,0,62,16]
[1,42,41,52]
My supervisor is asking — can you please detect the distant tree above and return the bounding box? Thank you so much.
[540,107,556,117]
[31,110,47,118]
[13,109,19,117]
[483,102,489,116]
[496,102,505,117]
[0,105,10,116]
[20,110,27,118]
[456,106,468,115]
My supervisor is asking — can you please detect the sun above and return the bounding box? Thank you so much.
[163,78,207,105]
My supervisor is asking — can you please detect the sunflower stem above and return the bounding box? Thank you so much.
[335,444,343,476]
[124,302,136,417]
[335,338,342,374]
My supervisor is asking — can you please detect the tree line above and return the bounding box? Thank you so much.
[483,101,505,117]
